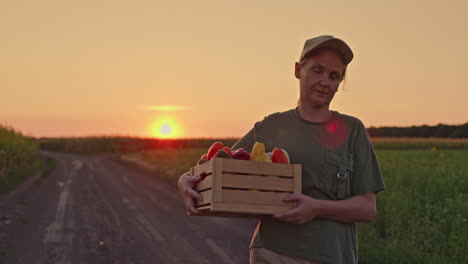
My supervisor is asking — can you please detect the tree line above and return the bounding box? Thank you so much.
[367,123,468,138]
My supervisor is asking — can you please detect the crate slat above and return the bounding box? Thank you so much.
[189,209,261,218]
[195,189,212,207]
[221,189,292,206]
[220,158,294,177]
[196,205,211,211]
[212,202,291,215]
[222,173,293,192]
[293,164,302,194]
[195,175,212,191]
[213,159,223,202]
[192,160,213,177]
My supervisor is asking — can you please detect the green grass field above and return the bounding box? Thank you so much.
[359,149,467,263]
[122,145,467,264]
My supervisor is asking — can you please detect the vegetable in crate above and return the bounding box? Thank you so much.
[271,148,290,164]
[197,153,208,165]
[251,142,267,162]
[232,148,251,160]
[199,142,234,164]
[206,141,224,161]
[215,149,232,159]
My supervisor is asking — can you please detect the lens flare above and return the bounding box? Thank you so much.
[313,117,348,150]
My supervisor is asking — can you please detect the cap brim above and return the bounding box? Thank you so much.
[303,38,354,64]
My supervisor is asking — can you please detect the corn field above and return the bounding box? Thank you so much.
[0,125,39,182]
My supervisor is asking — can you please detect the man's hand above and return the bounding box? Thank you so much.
[177,173,204,215]
[273,192,377,224]
[272,194,322,224]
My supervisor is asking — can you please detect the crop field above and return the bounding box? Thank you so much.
[371,137,468,150]
[1,132,467,262]
[121,138,467,264]
[0,125,45,194]
[39,136,468,154]
[359,149,466,263]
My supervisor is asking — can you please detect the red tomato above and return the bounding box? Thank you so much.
[206,141,224,161]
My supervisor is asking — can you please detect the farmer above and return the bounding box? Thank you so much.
[178,35,385,264]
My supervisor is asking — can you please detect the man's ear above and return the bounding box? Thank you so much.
[294,62,301,79]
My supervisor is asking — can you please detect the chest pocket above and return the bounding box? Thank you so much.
[320,151,353,200]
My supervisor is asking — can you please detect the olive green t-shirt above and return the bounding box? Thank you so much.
[232,107,385,264]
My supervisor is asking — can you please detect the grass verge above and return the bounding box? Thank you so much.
[0,155,57,195]
[120,148,205,185]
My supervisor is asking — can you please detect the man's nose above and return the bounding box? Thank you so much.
[318,74,330,87]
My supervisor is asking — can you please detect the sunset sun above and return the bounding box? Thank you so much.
[150,116,182,139]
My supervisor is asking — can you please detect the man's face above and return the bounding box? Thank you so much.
[295,49,346,109]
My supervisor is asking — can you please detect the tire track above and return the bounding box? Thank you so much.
[42,157,81,264]
[99,158,256,263]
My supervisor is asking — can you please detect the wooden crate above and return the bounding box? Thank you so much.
[190,157,302,217]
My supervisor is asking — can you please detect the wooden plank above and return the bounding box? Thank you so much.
[195,205,211,211]
[222,173,293,192]
[195,189,212,207]
[189,210,262,218]
[212,158,223,202]
[293,164,302,194]
[188,205,218,217]
[221,189,293,206]
[213,202,292,215]
[195,175,213,191]
[192,159,213,177]
[221,158,294,177]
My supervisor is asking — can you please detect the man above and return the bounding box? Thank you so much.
[179,35,385,264]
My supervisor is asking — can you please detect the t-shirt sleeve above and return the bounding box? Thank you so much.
[350,120,385,196]
[231,127,256,152]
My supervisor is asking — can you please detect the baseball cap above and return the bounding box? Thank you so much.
[299,35,354,64]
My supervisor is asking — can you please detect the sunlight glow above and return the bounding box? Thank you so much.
[149,116,182,139]
[146,105,189,112]
[160,124,172,135]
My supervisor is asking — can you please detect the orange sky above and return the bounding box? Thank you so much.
[1,0,467,138]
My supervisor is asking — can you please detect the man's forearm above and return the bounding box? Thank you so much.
[317,193,376,223]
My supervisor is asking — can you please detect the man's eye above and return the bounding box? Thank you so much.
[330,73,341,80]
[312,68,321,73]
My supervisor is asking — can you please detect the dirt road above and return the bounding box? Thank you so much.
[0,152,258,264]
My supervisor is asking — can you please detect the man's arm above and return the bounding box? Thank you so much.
[272,192,376,224]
